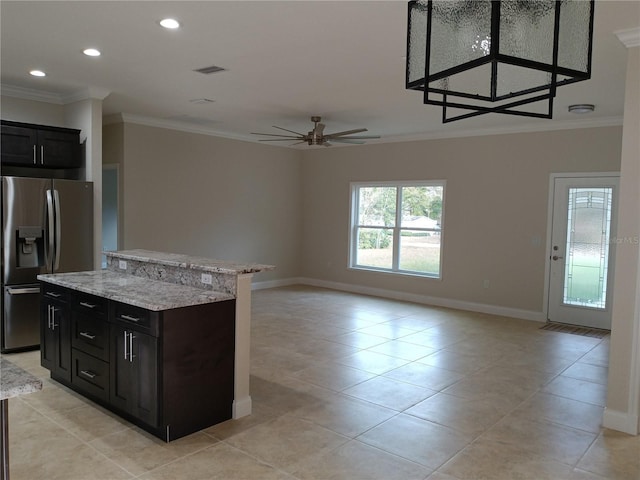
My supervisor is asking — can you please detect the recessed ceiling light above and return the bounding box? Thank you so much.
[159,18,180,29]
[568,104,595,114]
[29,70,46,77]
[83,48,101,57]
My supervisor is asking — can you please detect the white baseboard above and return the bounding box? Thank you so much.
[232,396,252,419]
[603,408,639,435]
[255,276,545,322]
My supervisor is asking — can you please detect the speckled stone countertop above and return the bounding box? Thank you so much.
[1,357,42,400]
[106,249,275,275]
[38,270,235,311]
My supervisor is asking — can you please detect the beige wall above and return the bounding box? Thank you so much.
[301,127,622,315]
[1,95,66,126]
[119,122,303,283]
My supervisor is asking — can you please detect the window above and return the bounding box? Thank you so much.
[350,181,445,278]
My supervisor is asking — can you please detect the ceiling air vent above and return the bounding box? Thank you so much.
[193,65,226,75]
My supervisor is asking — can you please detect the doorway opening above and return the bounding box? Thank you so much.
[102,164,119,267]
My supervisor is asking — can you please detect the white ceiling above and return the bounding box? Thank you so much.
[1,1,638,146]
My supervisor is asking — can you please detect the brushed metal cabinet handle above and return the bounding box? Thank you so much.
[79,302,96,309]
[120,314,140,323]
[80,370,96,379]
[79,331,96,340]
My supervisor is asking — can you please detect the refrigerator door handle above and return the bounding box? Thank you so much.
[7,287,40,295]
[46,189,55,270]
[53,189,62,271]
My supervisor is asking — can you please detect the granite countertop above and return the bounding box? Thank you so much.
[38,270,235,311]
[106,249,275,275]
[1,357,42,400]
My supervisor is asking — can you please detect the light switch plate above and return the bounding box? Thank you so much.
[119,260,127,270]
[201,273,213,285]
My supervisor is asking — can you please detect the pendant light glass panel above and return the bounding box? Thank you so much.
[499,1,555,64]
[558,0,592,73]
[429,0,492,77]
[407,3,428,86]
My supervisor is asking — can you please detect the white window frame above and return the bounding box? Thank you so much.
[349,180,445,279]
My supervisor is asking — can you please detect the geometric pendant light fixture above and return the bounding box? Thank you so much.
[406,0,595,123]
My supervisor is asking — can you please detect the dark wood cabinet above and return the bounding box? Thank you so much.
[1,120,81,168]
[110,321,159,428]
[40,286,72,382]
[40,282,235,442]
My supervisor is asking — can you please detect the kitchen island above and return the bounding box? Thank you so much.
[38,249,274,441]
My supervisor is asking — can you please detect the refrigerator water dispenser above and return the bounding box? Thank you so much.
[16,226,44,268]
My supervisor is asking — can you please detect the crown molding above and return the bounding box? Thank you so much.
[376,116,624,145]
[615,27,640,48]
[1,84,64,104]
[116,113,254,143]
[62,86,111,103]
[1,84,110,105]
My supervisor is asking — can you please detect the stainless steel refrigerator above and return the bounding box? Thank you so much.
[1,176,93,352]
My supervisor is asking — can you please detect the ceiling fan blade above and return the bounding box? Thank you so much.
[257,138,305,142]
[251,132,302,138]
[328,138,366,145]
[325,128,368,138]
[330,135,380,140]
[272,125,306,136]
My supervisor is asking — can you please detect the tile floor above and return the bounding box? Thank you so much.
[4,285,640,479]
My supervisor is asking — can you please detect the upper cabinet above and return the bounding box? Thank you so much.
[1,120,81,169]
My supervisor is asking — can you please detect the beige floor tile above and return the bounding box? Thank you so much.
[562,362,609,386]
[358,413,471,469]
[383,362,466,391]
[335,349,411,375]
[89,428,217,476]
[250,372,335,413]
[204,402,282,440]
[20,378,93,415]
[289,360,377,391]
[440,438,575,480]
[579,343,610,368]
[45,403,131,442]
[542,375,608,406]
[331,331,390,349]
[225,414,349,473]
[356,323,420,340]
[405,392,511,437]
[139,442,294,480]
[512,392,605,434]
[289,393,397,437]
[577,429,640,480]
[484,415,597,465]
[401,330,466,349]
[343,375,437,411]
[291,439,433,480]
[8,399,132,480]
[417,349,499,374]
[367,339,438,361]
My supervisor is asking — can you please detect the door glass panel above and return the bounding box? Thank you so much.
[563,187,613,309]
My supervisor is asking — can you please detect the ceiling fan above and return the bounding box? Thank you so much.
[251,116,380,146]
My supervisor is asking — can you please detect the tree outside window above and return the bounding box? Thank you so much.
[351,182,445,278]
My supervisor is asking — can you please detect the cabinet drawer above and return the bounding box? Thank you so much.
[72,312,109,361]
[72,349,109,402]
[112,302,159,336]
[41,284,69,303]
[74,292,107,317]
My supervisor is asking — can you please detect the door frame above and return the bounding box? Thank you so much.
[543,172,620,323]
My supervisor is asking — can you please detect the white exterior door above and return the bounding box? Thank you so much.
[547,175,619,329]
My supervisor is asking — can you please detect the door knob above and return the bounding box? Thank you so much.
[552,255,563,261]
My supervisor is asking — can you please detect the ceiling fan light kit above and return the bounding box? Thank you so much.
[406,0,595,123]
[251,116,380,146]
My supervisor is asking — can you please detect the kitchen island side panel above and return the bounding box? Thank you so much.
[161,300,236,440]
